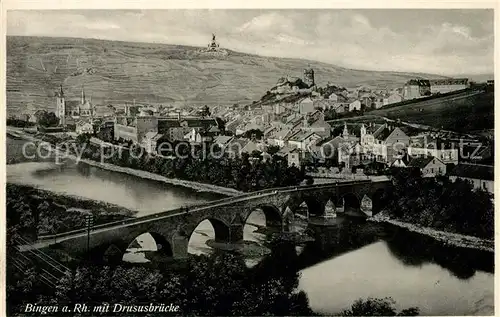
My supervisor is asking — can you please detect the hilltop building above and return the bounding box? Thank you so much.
[403,79,431,99]
[429,78,469,94]
[303,68,315,88]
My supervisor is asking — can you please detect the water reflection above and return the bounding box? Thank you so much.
[385,228,494,280]
[8,161,224,216]
[296,219,494,316]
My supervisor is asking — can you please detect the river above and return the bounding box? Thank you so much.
[6,140,494,315]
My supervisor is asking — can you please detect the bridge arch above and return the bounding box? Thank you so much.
[122,231,173,263]
[257,204,282,228]
[185,217,233,255]
[341,192,361,213]
[243,204,283,237]
[297,197,326,217]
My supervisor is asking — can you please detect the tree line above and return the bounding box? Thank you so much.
[7,238,419,316]
[382,168,494,239]
[74,134,305,192]
[6,184,133,243]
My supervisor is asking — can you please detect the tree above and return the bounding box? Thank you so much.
[267,145,280,156]
[129,106,140,117]
[340,297,419,316]
[243,129,264,140]
[306,176,314,185]
[201,105,211,118]
[75,133,92,146]
[46,251,315,316]
[37,111,59,127]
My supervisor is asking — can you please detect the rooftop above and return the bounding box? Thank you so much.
[449,163,494,181]
[407,156,436,169]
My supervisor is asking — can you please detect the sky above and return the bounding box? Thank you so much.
[7,9,494,75]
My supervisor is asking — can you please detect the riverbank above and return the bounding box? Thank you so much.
[6,127,243,197]
[369,212,494,253]
[76,158,242,197]
[6,183,137,236]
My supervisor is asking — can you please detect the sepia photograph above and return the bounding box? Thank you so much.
[3,4,495,316]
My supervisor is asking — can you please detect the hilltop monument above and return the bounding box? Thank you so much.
[207,33,220,52]
[198,33,228,56]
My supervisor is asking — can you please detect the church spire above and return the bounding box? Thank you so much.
[81,85,86,104]
[59,84,64,98]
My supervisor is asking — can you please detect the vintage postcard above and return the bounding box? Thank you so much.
[2,1,496,316]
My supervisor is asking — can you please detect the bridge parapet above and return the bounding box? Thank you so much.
[26,179,393,261]
[37,179,379,241]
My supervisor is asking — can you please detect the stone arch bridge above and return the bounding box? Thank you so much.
[20,179,391,262]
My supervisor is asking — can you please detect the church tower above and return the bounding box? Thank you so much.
[360,123,367,145]
[342,122,349,139]
[360,123,366,137]
[56,84,65,126]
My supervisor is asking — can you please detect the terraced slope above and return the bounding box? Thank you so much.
[7,36,445,115]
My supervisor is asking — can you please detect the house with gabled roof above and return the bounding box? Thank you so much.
[407,156,446,177]
[214,135,234,150]
[369,124,410,164]
[268,127,294,147]
[288,131,322,151]
[298,97,315,114]
[225,138,249,158]
[288,148,314,167]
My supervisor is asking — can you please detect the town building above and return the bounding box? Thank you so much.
[141,132,168,154]
[268,127,293,148]
[348,99,362,112]
[298,97,315,114]
[312,99,337,111]
[328,93,339,102]
[114,116,158,144]
[429,78,468,94]
[384,93,403,106]
[408,135,459,165]
[114,115,222,144]
[301,110,331,138]
[95,120,115,143]
[288,148,313,167]
[287,131,322,150]
[448,163,494,194]
[365,124,410,164]
[372,97,385,109]
[391,151,411,168]
[185,128,210,143]
[213,135,234,151]
[403,79,431,99]
[407,156,446,178]
[75,119,94,135]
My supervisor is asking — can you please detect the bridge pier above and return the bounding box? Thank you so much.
[171,234,189,259]
[228,225,244,243]
[214,225,243,244]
